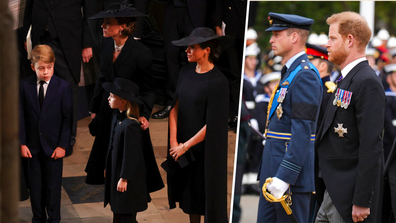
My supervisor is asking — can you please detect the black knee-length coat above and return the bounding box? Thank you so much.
[104,112,163,213]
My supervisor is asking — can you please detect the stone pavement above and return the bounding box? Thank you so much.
[19,105,236,222]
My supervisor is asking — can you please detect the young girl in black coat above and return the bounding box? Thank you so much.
[102,78,163,223]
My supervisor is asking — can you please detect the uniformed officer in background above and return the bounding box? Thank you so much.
[257,12,322,223]
[382,64,396,222]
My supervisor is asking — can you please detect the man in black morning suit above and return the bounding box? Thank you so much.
[23,0,95,153]
[315,12,385,223]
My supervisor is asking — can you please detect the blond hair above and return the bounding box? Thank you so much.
[125,100,140,122]
[30,45,55,65]
[326,11,371,50]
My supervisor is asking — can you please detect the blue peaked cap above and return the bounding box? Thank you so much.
[266,12,314,32]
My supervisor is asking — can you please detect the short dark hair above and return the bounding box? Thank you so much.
[198,39,222,63]
[114,17,137,36]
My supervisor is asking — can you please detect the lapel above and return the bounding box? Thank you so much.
[27,76,41,115]
[113,36,135,70]
[317,61,368,142]
[41,76,60,114]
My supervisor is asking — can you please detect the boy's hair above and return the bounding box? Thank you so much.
[125,100,140,121]
[30,45,55,65]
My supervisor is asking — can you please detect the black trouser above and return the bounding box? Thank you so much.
[27,149,63,223]
[162,5,194,105]
[40,31,78,150]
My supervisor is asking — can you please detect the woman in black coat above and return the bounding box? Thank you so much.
[165,27,234,223]
[85,2,159,185]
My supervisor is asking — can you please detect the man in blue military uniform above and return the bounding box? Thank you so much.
[257,12,322,223]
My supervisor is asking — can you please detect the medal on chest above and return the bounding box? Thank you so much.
[333,88,353,109]
[276,88,287,119]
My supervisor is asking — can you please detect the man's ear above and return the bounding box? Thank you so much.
[31,64,35,71]
[347,34,354,48]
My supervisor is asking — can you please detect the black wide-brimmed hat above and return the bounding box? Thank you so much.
[89,1,147,20]
[102,78,143,105]
[172,27,235,50]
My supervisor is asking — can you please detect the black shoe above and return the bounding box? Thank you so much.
[152,105,172,119]
[228,116,238,132]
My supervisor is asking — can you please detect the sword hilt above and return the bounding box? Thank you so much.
[262,177,293,215]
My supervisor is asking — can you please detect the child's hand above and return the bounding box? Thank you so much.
[139,117,149,130]
[117,178,128,192]
[21,145,32,158]
[51,147,66,160]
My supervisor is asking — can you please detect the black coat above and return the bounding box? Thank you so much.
[85,36,155,184]
[104,112,164,213]
[315,61,385,222]
[23,0,95,82]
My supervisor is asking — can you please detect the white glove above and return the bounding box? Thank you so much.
[262,139,266,146]
[267,177,290,199]
[250,118,259,131]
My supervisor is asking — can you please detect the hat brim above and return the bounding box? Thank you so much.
[172,35,235,51]
[102,83,143,105]
[265,27,288,32]
[89,10,147,20]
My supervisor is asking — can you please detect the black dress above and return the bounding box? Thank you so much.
[85,36,157,185]
[166,63,229,222]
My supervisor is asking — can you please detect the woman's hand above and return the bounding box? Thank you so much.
[117,178,128,192]
[90,113,96,120]
[169,143,187,161]
[139,117,149,130]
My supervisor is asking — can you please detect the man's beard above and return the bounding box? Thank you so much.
[329,44,348,66]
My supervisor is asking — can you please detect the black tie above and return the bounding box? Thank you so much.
[281,65,287,79]
[39,81,45,109]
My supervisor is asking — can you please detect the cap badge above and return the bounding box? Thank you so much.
[268,16,273,26]
[334,123,347,137]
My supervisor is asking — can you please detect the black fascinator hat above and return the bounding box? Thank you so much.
[89,1,147,19]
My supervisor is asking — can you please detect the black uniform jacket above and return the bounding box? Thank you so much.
[104,112,164,213]
[315,61,385,222]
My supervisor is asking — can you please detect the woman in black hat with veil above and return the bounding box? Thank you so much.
[165,27,234,223]
[85,2,162,193]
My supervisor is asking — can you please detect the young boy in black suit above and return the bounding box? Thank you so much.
[20,45,73,223]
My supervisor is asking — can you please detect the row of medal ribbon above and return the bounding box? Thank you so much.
[333,88,352,109]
